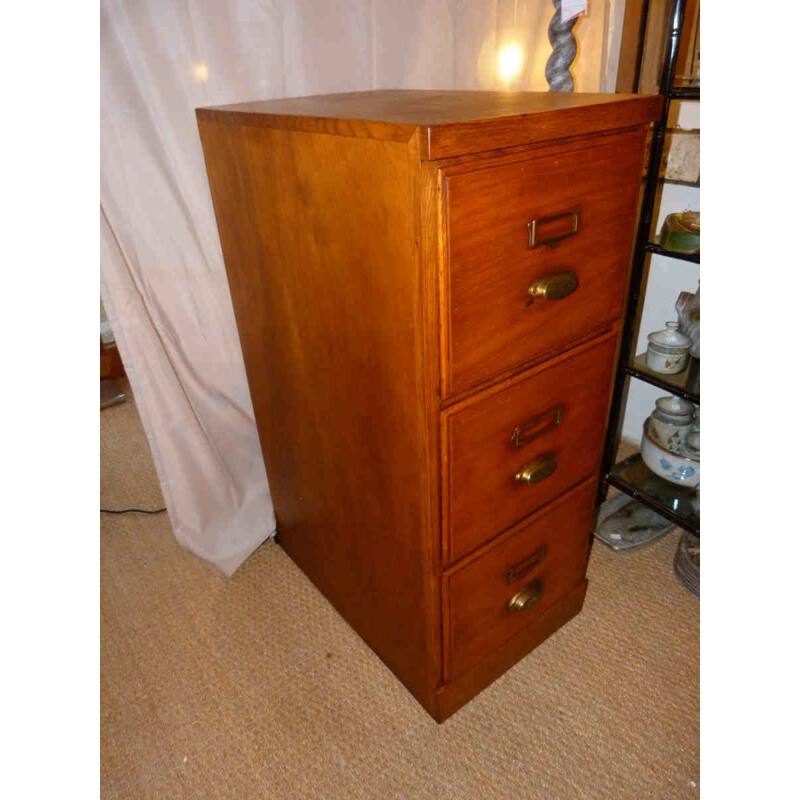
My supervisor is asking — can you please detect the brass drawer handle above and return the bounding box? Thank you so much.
[508,579,544,612]
[528,208,580,249]
[526,270,579,306]
[506,545,547,584]
[514,453,557,485]
[510,404,564,450]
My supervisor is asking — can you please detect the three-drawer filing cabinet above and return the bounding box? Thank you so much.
[197,90,660,721]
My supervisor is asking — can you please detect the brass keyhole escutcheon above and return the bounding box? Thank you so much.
[526,269,579,306]
[508,579,544,612]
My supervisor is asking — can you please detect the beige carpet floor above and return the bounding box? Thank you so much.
[101,382,699,799]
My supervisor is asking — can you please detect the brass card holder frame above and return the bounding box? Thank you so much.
[527,208,581,249]
[506,545,547,584]
[511,404,564,450]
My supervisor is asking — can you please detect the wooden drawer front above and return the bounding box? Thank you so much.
[443,128,645,398]
[445,479,595,681]
[444,334,616,564]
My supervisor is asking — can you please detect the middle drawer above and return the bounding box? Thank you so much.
[442,332,617,564]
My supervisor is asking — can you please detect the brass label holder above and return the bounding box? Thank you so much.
[506,545,547,584]
[511,404,564,450]
[527,208,581,249]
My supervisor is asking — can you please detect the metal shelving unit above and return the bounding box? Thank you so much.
[599,0,700,537]
[625,353,699,405]
[644,242,699,264]
[669,86,700,100]
[607,453,699,535]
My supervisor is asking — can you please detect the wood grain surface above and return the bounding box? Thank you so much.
[444,478,596,682]
[436,579,589,721]
[196,92,657,722]
[443,334,617,564]
[198,90,661,160]
[197,119,441,710]
[443,128,647,397]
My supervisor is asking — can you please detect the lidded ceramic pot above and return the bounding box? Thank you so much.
[649,395,696,453]
[646,321,691,374]
[640,419,700,487]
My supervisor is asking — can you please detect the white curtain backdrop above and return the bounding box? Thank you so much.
[100,0,614,575]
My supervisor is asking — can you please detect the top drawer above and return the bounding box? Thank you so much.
[442,128,646,398]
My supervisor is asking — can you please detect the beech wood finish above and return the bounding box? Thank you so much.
[197,90,658,722]
[443,334,617,564]
[445,478,596,681]
[444,129,646,397]
[200,90,661,161]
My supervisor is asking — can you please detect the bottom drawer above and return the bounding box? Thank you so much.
[444,478,596,681]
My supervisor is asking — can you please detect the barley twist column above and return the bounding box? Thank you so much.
[545,0,578,92]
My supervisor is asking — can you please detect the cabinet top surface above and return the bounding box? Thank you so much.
[196,90,661,161]
[198,89,656,127]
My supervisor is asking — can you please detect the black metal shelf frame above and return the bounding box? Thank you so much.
[645,241,699,263]
[598,0,700,534]
[668,86,700,100]
[659,177,700,188]
[607,454,699,536]
[626,353,699,404]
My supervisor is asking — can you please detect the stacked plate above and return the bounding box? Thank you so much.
[673,532,700,596]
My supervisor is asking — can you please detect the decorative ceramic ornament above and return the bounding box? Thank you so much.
[646,322,692,374]
[676,282,700,359]
[649,395,696,453]
[641,418,700,488]
[660,211,700,254]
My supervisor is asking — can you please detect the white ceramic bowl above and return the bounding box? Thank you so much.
[641,418,700,488]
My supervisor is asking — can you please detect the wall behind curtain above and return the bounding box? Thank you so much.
[100,0,614,575]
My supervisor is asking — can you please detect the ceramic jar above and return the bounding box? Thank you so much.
[641,419,700,488]
[646,322,691,374]
[649,396,696,453]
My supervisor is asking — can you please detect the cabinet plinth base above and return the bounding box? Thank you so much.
[434,580,588,722]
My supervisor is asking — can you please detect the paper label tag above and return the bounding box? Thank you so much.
[561,0,588,23]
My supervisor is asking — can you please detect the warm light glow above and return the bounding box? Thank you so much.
[497,43,523,81]
[192,62,210,83]
[477,27,529,88]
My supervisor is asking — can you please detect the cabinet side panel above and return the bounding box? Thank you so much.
[197,120,438,706]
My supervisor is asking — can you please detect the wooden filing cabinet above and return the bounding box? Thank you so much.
[197,90,660,721]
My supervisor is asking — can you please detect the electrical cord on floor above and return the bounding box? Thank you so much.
[101,507,167,515]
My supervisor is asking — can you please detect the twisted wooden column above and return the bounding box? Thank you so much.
[545,0,578,92]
